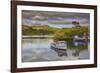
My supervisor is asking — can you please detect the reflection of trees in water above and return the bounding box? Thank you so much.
[67,41,88,50]
[67,41,88,57]
[51,40,88,57]
[72,51,79,57]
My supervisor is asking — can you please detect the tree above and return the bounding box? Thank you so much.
[72,21,80,27]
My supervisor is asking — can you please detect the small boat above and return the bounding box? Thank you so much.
[73,38,86,41]
[51,41,67,50]
[73,35,88,42]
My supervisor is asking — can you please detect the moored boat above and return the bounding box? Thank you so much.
[51,41,67,50]
[73,35,88,42]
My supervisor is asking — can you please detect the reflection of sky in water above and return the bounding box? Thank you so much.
[22,10,90,28]
[22,39,90,62]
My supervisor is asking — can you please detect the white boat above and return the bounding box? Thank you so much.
[51,41,67,50]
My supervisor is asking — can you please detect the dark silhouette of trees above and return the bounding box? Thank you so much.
[72,21,80,27]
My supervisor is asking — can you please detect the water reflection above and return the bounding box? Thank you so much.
[22,39,90,62]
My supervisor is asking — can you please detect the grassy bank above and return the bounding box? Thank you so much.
[22,25,89,39]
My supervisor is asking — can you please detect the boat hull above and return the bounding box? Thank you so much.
[73,38,88,42]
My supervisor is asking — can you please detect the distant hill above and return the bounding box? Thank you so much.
[22,24,56,35]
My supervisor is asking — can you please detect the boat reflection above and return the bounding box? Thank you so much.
[51,40,88,58]
[22,39,89,62]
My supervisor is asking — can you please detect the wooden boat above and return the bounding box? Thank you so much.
[51,41,67,50]
[51,41,67,56]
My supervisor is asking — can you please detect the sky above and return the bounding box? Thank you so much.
[22,10,90,28]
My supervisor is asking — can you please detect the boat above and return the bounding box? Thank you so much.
[73,35,88,42]
[51,41,67,50]
[73,38,86,41]
[51,41,67,56]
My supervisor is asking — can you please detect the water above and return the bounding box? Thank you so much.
[22,39,90,62]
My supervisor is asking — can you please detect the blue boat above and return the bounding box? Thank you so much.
[73,35,88,42]
[73,38,86,41]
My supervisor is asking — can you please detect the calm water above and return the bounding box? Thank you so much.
[22,39,90,62]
